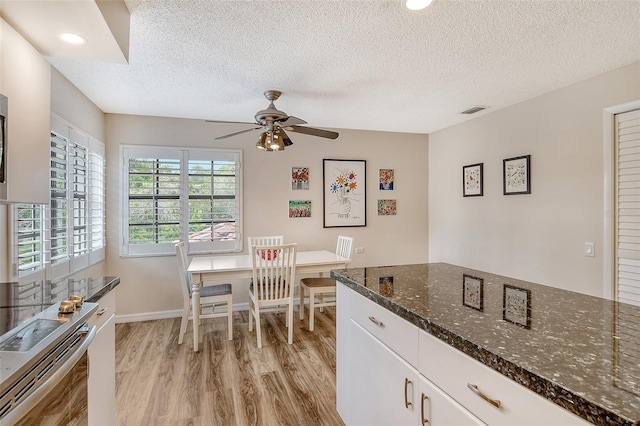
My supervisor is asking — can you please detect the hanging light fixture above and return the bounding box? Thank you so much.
[255,129,292,152]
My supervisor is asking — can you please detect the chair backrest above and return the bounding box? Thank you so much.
[175,242,192,301]
[248,235,284,249]
[251,243,297,302]
[336,236,354,260]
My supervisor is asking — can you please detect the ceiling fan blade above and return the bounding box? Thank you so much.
[215,126,262,140]
[288,125,339,140]
[206,119,259,125]
[279,116,307,126]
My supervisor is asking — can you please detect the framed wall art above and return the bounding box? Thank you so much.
[289,200,311,218]
[462,274,484,311]
[379,169,394,190]
[323,159,366,227]
[503,155,531,195]
[291,167,309,190]
[377,199,396,215]
[503,284,531,329]
[463,163,483,197]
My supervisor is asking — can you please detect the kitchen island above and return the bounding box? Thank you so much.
[332,263,640,426]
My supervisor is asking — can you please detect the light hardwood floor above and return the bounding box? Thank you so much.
[115,307,344,426]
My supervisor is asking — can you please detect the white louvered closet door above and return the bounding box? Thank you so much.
[615,109,640,306]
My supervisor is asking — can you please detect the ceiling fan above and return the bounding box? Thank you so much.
[208,90,339,151]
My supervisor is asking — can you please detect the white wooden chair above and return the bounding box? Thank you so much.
[247,235,284,249]
[175,242,233,344]
[299,236,353,331]
[248,243,297,348]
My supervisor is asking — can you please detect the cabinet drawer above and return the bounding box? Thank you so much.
[350,290,419,367]
[418,331,589,426]
[88,290,116,331]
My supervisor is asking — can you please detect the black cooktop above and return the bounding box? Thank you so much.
[0,276,120,337]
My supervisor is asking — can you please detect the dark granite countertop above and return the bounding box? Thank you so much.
[0,276,120,336]
[332,263,640,426]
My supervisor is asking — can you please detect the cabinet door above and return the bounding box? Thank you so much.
[418,375,485,426]
[88,313,116,425]
[348,318,419,426]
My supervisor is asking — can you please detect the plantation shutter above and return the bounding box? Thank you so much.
[616,109,640,306]
[89,139,106,263]
[49,129,70,267]
[15,204,46,277]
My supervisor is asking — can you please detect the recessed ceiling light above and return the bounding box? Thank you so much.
[59,33,87,45]
[404,0,434,11]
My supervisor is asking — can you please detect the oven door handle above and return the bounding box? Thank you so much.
[3,325,97,426]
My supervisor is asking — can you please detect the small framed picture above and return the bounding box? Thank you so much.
[292,167,309,190]
[289,200,311,218]
[503,155,531,195]
[503,284,531,329]
[463,163,483,197]
[462,274,484,311]
[379,169,394,190]
[377,199,397,215]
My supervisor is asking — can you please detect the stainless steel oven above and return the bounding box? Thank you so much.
[0,301,98,425]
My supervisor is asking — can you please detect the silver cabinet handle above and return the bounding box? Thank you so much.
[368,316,384,327]
[96,307,108,316]
[421,393,429,425]
[467,383,501,408]
[404,378,413,408]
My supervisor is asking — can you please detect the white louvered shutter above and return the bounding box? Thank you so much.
[616,109,640,306]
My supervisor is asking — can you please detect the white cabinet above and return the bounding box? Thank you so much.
[337,283,482,426]
[418,375,485,426]
[348,318,420,425]
[87,290,117,426]
[336,282,589,426]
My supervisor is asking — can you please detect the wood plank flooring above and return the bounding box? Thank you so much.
[115,307,344,426]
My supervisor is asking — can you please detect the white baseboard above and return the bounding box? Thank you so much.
[114,296,336,324]
[115,302,250,324]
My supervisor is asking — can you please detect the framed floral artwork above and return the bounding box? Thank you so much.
[289,200,311,218]
[377,199,396,215]
[503,155,531,195]
[291,167,309,190]
[462,274,484,311]
[503,284,531,329]
[379,169,394,190]
[323,159,366,227]
[463,163,483,197]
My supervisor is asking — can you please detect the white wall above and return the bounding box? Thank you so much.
[105,114,429,317]
[428,62,640,297]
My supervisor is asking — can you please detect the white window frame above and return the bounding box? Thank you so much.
[120,145,243,257]
[10,115,107,282]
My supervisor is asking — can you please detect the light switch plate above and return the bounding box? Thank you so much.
[355,247,364,254]
[585,242,595,257]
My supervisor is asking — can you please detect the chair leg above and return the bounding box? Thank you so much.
[287,302,294,344]
[319,294,325,313]
[227,296,233,341]
[255,308,262,349]
[309,289,315,332]
[178,304,189,344]
[299,285,305,320]
[248,299,254,332]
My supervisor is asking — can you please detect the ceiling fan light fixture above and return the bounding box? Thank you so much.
[256,132,268,150]
[404,0,434,11]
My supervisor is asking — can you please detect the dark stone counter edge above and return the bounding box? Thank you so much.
[332,271,635,426]
[85,276,121,303]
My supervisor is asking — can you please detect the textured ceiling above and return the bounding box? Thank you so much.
[22,1,640,134]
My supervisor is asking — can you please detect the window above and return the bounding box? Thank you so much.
[121,145,242,256]
[11,115,106,281]
[14,204,46,278]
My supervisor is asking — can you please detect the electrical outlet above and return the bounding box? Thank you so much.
[585,242,595,257]
[355,247,364,254]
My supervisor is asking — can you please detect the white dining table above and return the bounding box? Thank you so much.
[187,250,351,351]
